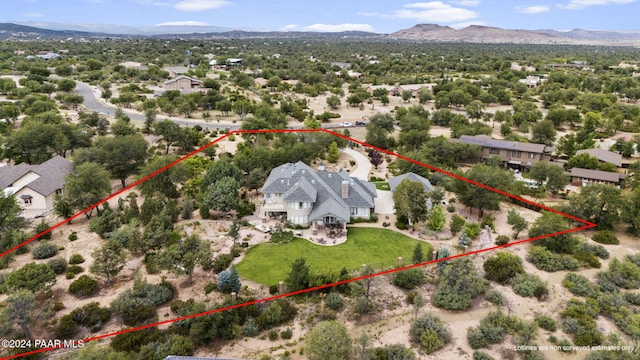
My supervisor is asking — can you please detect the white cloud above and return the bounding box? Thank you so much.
[392,2,478,22]
[517,4,551,13]
[279,24,298,31]
[23,12,43,17]
[560,0,635,9]
[451,0,480,6]
[302,23,375,32]
[173,0,230,11]
[155,20,209,26]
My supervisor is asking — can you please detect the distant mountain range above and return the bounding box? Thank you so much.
[389,24,640,44]
[1,22,639,45]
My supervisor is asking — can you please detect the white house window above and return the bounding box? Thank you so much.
[299,202,303,209]
[529,153,535,159]
[265,193,272,199]
[55,189,62,195]
[350,208,357,215]
[21,195,32,205]
[489,148,499,154]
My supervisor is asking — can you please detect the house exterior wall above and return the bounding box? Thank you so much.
[15,187,47,218]
[165,78,192,90]
[571,176,618,187]
[480,148,549,167]
[350,207,370,218]
[286,201,313,224]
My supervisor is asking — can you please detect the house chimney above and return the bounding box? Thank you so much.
[341,179,349,198]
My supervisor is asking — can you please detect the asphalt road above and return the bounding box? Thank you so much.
[75,81,361,132]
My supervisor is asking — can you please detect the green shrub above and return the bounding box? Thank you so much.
[268,329,278,341]
[395,221,409,230]
[483,252,524,284]
[410,314,451,354]
[280,328,293,339]
[473,350,494,360]
[485,290,505,306]
[212,253,233,273]
[512,273,548,300]
[55,314,78,339]
[562,273,595,297]
[392,268,425,290]
[527,246,580,272]
[47,257,68,274]
[68,232,78,241]
[580,242,609,259]
[592,231,619,245]
[71,302,111,331]
[495,235,509,246]
[534,313,557,332]
[242,317,259,337]
[68,275,99,297]
[69,253,85,264]
[573,252,601,269]
[34,220,52,240]
[325,292,344,311]
[32,242,58,259]
[465,222,481,239]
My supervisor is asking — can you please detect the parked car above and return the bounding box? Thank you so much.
[341,122,353,127]
[355,121,367,126]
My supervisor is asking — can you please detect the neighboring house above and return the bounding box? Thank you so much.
[389,172,433,193]
[330,61,351,69]
[570,168,625,187]
[119,61,148,70]
[261,162,377,228]
[164,76,203,90]
[367,85,399,96]
[35,52,60,60]
[575,148,622,168]
[396,83,436,98]
[226,58,243,66]
[163,66,189,77]
[457,135,553,170]
[0,156,73,218]
[518,75,547,89]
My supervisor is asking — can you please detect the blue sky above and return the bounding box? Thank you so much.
[5,0,640,33]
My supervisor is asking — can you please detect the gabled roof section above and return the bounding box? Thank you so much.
[576,148,622,167]
[283,177,317,202]
[164,75,202,85]
[570,168,624,183]
[0,156,73,196]
[459,135,549,154]
[389,172,433,192]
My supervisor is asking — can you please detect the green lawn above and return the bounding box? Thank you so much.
[373,182,390,191]
[236,227,432,286]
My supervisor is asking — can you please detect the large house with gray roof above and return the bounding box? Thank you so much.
[0,156,73,218]
[260,162,377,227]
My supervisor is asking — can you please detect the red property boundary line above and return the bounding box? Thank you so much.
[2,128,596,359]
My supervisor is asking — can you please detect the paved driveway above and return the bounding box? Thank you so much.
[374,190,394,214]
[342,148,371,181]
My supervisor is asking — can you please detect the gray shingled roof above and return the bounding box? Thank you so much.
[262,161,376,221]
[570,168,623,183]
[459,135,548,153]
[389,172,433,192]
[283,177,317,202]
[576,148,622,167]
[0,156,73,196]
